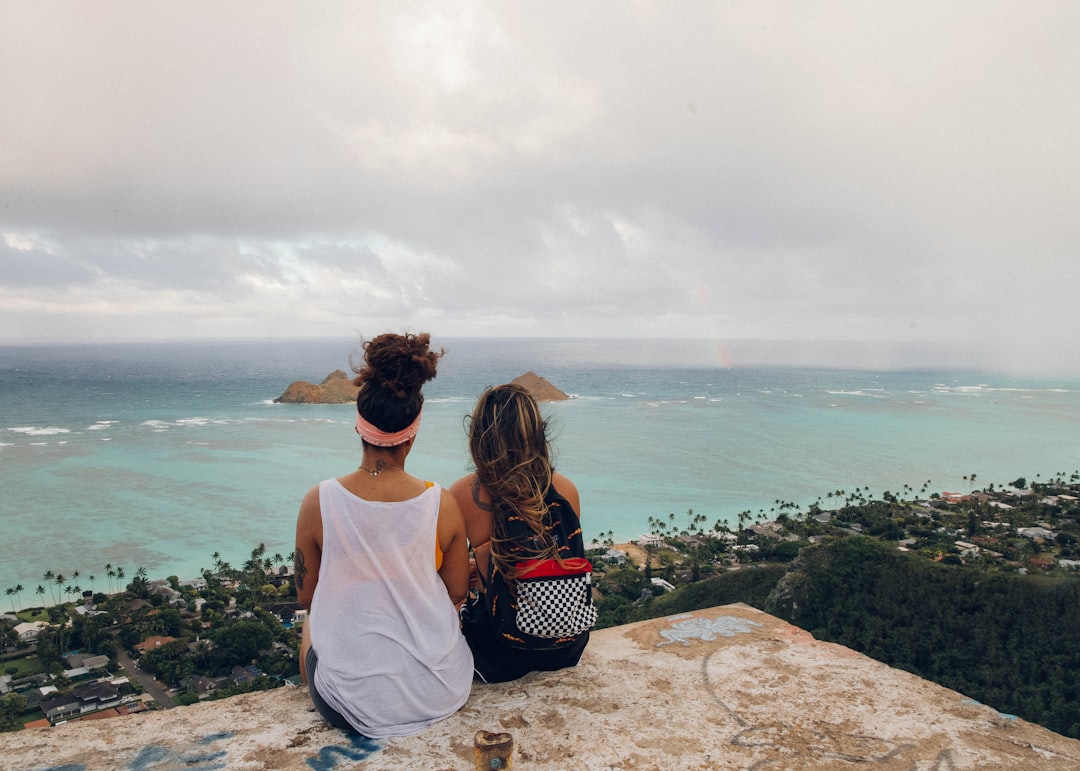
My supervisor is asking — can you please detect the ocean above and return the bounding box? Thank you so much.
[2,337,1079,599]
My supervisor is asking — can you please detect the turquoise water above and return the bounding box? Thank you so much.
[2,338,1079,597]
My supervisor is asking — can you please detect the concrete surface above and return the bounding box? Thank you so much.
[6,604,1080,770]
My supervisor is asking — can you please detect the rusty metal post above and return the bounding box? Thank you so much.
[474,730,514,770]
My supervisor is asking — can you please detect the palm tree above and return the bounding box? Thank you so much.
[129,567,149,598]
[5,588,15,614]
[54,574,66,606]
[104,563,114,594]
[42,571,55,604]
[36,585,46,606]
[116,567,126,593]
[595,530,615,548]
[681,509,707,581]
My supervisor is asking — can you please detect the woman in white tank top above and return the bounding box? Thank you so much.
[294,333,473,738]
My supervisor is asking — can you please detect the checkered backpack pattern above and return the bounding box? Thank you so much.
[513,557,597,639]
[473,486,596,650]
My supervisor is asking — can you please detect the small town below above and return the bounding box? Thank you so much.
[3,471,1079,739]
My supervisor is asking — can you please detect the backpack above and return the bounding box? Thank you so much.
[473,487,597,650]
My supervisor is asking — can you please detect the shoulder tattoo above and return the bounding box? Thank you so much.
[471,478,496,513]
[294,547,308,591]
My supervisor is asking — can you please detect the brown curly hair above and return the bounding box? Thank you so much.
[468,384,562,581]
[351,332,443,435]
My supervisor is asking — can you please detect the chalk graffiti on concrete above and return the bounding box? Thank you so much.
[306,734,382,770]
[656,613,763,647]
[35,732,232,771]
[33,730,383,771]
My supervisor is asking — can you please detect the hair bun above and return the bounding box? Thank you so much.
[353,333,443,399]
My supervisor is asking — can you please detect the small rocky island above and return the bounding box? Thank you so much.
[511,371,570,401]
[273,370,358,404]
[273,370,570,404]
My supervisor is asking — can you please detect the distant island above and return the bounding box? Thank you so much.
[273,370,570,404]
[273,370,358,404]
[510,371,570,401]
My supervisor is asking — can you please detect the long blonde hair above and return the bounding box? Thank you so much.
[468,384,560,581]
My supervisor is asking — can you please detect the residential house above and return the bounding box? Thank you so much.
[40,693,81,724]
[13,620,47,644]
[1018,526,1055,540]
[636,533,663,549]
[147,580,184,606]
[192,675,227,699]
[71,681,122,714]
[230,665,262,686]
[64,653,110,671]
[650,578,676,593]
[40,680,123,723]
[598,548,628,566]
[134,635,178,655]
[954,541,980,558]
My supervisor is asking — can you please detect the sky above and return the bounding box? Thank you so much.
[2,2,1079,373]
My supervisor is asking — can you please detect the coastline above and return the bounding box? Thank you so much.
[4,338,1080,597]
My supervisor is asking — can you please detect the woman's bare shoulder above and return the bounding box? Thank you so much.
[449,473,485,510]
[449,472,477,497]
[552,472,581,514]
[297,483,322,519]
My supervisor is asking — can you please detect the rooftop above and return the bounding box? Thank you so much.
[8,604,1080,769]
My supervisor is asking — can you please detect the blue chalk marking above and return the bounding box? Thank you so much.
[306,734,382,770]
[656,615,763,647]
[127,733,230,770]
[198,732,233,744]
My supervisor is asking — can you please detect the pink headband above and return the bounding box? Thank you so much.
[355,411,422,447]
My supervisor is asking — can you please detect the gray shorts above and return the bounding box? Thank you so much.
[305,646,357,734]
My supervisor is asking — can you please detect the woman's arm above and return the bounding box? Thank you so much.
[436,490,470,607]
[450,474,494,580]
[294,485,323,612]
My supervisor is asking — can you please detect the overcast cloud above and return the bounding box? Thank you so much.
[2,2,1078,373]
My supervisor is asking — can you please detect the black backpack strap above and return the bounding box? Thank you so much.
[472,540,492,592]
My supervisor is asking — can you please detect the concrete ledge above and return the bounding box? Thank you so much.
[9,604,1080,770]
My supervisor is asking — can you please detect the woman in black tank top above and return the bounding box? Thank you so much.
[450,384,591,683]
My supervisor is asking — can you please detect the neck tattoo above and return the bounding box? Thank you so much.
[358,459,400,477]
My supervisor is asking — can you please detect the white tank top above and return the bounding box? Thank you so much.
[310,479,473,737]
